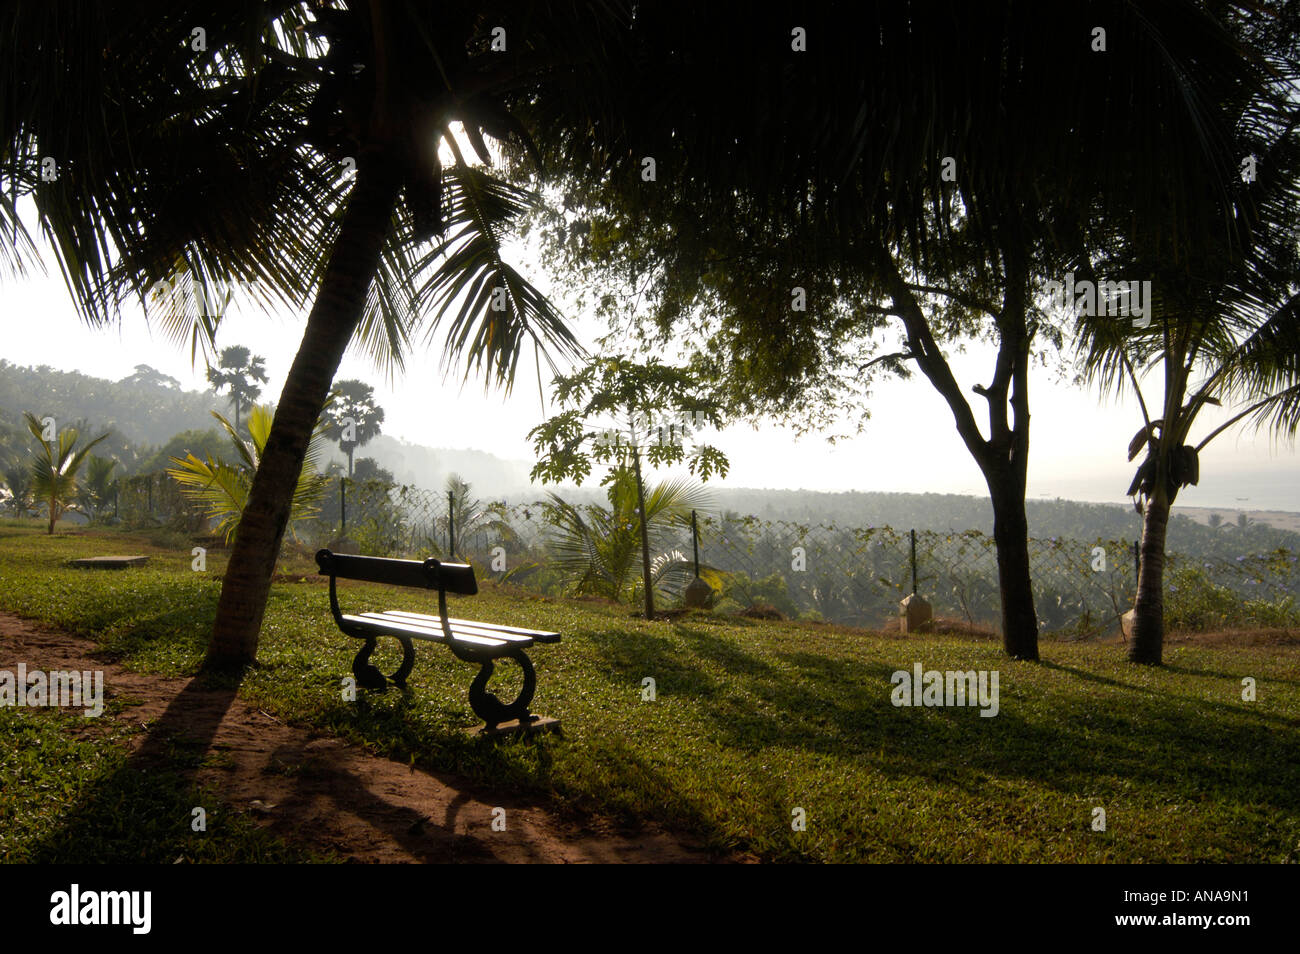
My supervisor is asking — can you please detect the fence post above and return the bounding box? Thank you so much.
[448,490,455,558]
[692,509,700,576]
[910,528,918,595]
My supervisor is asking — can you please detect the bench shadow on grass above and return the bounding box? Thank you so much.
[652,625,1300,818]
[27,660,605,863]
[309,667,721,860]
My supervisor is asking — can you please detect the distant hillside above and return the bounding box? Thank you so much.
[517,484,1300,558]
[337,433,532,498]
[0,361,532,490]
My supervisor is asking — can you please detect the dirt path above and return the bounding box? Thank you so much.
[0,612,730,863]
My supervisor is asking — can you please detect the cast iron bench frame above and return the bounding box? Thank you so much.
[315,548,560,730]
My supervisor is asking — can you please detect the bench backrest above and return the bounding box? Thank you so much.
[315,549,478,595]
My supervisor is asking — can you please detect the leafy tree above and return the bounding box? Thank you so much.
[1,3,614,666]
[120,365,181,390]
[529,355,726,618]
[0,360,225,451]
[541,467,712,607]
[351,457,393,484]
[523,2,1269,660]
[206,346,268,431]
[167,405,330,544]
[321,379,384,476]
[1208,513,1224,530]
[24,412,109,533]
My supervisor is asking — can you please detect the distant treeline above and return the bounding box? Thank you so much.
[528,485,1300,563]
[2,360,1296,563]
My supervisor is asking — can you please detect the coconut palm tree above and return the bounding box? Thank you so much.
[1073,13,1300,665]
[0,463,34,517]
[76,455,119,524]
[24,413,108,534]
[1,2,618,666]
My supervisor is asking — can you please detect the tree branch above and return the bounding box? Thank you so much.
[856,350,915,374]
[905,283,1000,319]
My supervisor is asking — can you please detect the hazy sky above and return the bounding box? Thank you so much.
[1,229,1296,512]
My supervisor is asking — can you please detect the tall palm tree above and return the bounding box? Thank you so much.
[24,413,108,534]
[1,2,618,666]
[320,378,384,477]
[206,345,269,431]
[1074,12,1300,665]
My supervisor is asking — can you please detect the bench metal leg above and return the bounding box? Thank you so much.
[467,649,537,730]
[352,636,416,691]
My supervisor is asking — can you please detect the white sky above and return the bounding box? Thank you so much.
[1,228,1296,512]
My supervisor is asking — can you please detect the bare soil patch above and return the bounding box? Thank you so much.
[0,611,735,864]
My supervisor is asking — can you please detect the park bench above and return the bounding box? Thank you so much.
[315,549,561,732]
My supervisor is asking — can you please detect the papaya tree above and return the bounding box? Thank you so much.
[529,355,727,619]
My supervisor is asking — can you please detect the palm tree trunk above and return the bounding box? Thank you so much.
[632,443,655,619]
[205,154,402,669]
[1130,492,1171,665]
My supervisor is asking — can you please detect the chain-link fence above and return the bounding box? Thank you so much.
[113,471,1299,635]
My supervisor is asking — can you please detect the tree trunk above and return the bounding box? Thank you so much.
[346,444,355,478]
[986,464,1040,660]
[631,443,655,619]
[871,238,1040,661]
[204,154,402,669]
[1129,493,1171,665]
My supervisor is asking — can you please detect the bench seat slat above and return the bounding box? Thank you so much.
[341,614,509,650]
[384,610,562,643]
[358,612,534,647]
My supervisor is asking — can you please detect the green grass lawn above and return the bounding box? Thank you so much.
[1,524,1297,862]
